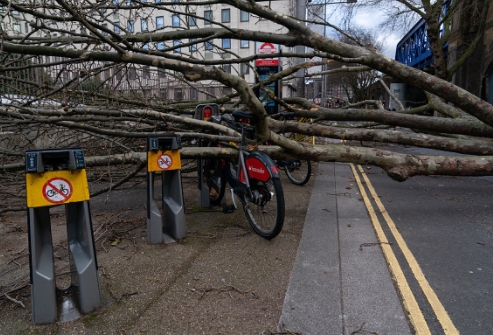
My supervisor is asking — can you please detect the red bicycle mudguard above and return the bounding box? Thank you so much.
[239,152,280,183]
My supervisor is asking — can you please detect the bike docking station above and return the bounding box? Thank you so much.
[194,103,220,208]
[24,148,101,324]
[146,135,186,244]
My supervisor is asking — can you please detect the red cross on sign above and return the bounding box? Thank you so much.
[42,177,73,204]
[157,154,173,170]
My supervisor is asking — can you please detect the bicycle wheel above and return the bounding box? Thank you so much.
[202,157,225,205]
[241,177,285,239]
[284,160,311,186]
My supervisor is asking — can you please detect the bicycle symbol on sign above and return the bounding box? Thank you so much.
[46,183,70,198]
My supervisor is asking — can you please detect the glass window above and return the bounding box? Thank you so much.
[141,19,148,31]
[81,28,87,35]
[143,66,150,79]
[142,43,149,50]
[240,10,249,22]
[221,9,230,23]
[129,67,137,80]
[25,22,29,33]
[172,15,180,27]
[156,16,164,29]
[240,40,249,48]
[114,21,120,34]
[125,0,131,5]
[190,38,197,51]
[241,63,250,75]
[188,13,196,26]
[205,40,213,50]
[102,23,108,36]
[112,0,118,4]
[174,88,183,100]
[222,38,231,49]
[157,42,165,50]
[204,10,212,25]
[222,64,231,74]
[190,88,198,100]
[173,40,181,52]
[127,20,134,33]
[13,23,21,33]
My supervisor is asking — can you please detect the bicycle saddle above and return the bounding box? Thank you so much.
[232,110,259,125]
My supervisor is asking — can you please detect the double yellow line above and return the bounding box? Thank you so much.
[350,164,460,335]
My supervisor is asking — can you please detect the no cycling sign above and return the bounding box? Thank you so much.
[25,170,90,208]
[42,177,73,204]
[157,154,173,170]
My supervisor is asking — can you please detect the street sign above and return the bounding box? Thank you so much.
[42,177,73,204]
[26,169,90,208]
[157,154,172,170]
[256,42,279,66]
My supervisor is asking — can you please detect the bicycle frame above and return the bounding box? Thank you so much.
[220,121,280,205]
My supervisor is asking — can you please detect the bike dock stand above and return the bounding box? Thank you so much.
[194,103,219,208]
[25,148,101,324]
[146,135,186,244]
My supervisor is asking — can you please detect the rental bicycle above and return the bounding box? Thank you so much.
[202,110,285,240]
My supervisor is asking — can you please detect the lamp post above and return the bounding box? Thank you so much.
[305,0,357,106]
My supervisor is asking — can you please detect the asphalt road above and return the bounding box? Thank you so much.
[361,164,493,335]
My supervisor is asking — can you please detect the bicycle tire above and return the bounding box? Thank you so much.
[284,160,312,186]
[202,147,226,206]
[241,177,285,240]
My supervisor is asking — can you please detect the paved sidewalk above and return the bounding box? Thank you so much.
[279,162,412,335]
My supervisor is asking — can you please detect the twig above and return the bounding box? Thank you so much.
[191,285,258,299]
[359,242,393,251]
[349,322,381,335]
[4,293,26,308]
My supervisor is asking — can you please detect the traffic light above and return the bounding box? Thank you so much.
[194,103,219,121]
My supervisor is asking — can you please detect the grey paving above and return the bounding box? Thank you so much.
[279,162,412,335]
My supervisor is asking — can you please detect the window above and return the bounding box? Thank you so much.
[156,16,164,29]
[25,22,29,33]
[240,63,250,75]
[221,9,230,23]
[204,10,212,25]
[127,20,134,33]
[129,67,137,80]
[114,21,120,34]
[188,13,197,26]
[125,0,131,5]
[13,23,21,33]
[155,0,162,2]
[240,40,249,48]
[157,42,165,50]
[102,23,108,36]
[205,40,213,50]
[142,43,149,50]
[81,28,87,35]
[158,70,166,78]
[143,66,150,79]
[141,19,148,31]
[189,38,197,52]
[190,88,198,100]
[12,9,19,15]
[222,38,231,49]
[112,0,118,4]
[173,40,181,52]
[172,15,180,27]
[222,64,231,74]
[240,10,249,22]
[174,88,183,100]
